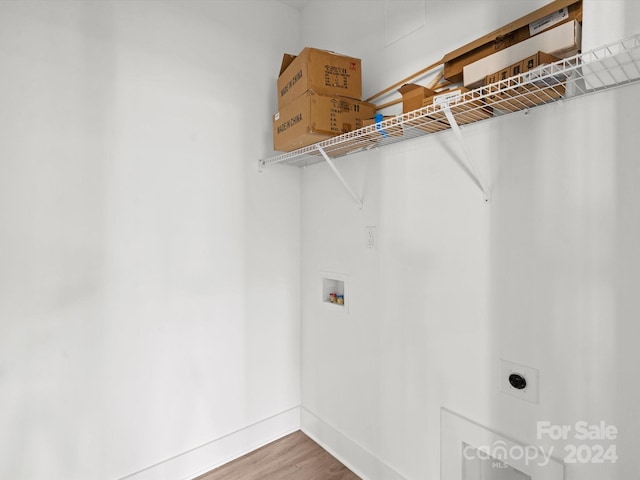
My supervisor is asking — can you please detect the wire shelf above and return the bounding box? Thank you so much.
[259,34,640,169]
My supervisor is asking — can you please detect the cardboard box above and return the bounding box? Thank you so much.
[484,72,499,86]
[484,51,564,112]
[522,51,560,72]
[484,72,501,102]
[399,88,452,134]
[484,52,559,85]
[398,84,437,113]
[510,61,524,77]
[423,87,493,125]
[505,62,526,100]
[491,82,565,112]
[277,47,362,108]
[273,91,376,152]
[463,20,581,87]
[443,0,582,83]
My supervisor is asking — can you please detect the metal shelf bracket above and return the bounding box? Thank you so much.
[442,105,490,203]
[316,145,363,210]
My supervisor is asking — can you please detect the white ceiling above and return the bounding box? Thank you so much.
[278,0,310,10]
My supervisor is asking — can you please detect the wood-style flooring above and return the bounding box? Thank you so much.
[194,430,361,480]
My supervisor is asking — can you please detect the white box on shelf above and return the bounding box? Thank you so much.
[463,20,582,87]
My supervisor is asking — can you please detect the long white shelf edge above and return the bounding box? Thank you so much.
[259,34,640,170]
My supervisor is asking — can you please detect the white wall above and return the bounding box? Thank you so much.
[300,1,640,480]
[0,2,302,479]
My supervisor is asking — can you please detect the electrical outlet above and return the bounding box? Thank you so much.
[500,359,539,404]
[365,226,377,249]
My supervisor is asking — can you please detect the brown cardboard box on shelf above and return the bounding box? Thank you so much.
[484,51,564,112]
[398,84,437,113]
[272,91,376,152]
[277,47,362,108]
[491,82,566,112]
[484,72,500,101]
[485,72,499,85]
[522,51,561,72]
[443,0,582,83]
[398,88,448,135]
[463,20,580,87]
[484,52,560,85]
[511,61,524,77]
[423,87,493,125]
[498,68,511,82]
[507,61,526,96]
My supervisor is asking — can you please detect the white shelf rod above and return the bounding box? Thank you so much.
[316,145,364,210]
[442,106,490,202]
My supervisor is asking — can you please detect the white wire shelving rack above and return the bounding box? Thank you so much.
[258,34,640,204]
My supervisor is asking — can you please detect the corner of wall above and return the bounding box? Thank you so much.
[300,407,408,480]
[120,406,301,480]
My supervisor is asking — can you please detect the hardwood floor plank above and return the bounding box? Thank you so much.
[194,431,360,480]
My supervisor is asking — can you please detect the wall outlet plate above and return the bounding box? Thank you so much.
[499,359,539,404]
[365,226,377,249]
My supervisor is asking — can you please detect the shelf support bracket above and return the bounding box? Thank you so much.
[442,106,490,202]
[316,145,363,210]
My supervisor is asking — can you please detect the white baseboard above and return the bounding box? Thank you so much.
[119,406,301,480]
[300,407,408,480]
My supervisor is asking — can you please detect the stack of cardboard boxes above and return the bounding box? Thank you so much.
[272,48,376,152]
[271,1,582,153]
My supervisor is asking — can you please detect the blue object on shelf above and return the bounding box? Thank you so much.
[374,113,389,138]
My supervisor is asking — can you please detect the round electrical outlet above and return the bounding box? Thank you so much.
[509,373,527,390]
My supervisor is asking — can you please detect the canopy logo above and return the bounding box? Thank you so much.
[463,420,619,471]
